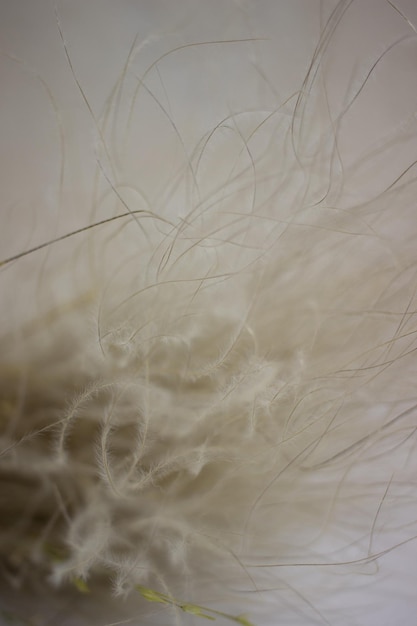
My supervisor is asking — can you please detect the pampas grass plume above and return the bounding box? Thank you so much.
[1,1,417,624]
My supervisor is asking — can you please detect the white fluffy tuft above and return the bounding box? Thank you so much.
[1,1,417,625]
